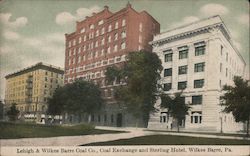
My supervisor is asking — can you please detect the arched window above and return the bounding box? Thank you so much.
[191,111,202,124]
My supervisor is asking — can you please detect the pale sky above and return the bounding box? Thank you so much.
[0,0,249,100]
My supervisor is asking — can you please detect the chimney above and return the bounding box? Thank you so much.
[104,5,109,10]
[126,2,132,8]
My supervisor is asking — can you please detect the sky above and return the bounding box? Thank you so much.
[0,0,249,100]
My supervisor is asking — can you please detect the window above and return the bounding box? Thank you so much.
[80,28,85,33]
[101,27,105,34]
[139,23,142,32]
[98,20,104,25]
[68,41,71,47]
[191,111,202,124]
[194,62,205,72]
[194,41,205,56]
[78,47,81,53]
[226,68,228,77]
[121,42,126,49]
[108,35,111,42]
[83,35,86,41]
[192,95,202,105]
[164,53,173,62]
[221,45,223,55]
[160,112,168,123]
[101,38,105,45]
[90,24,94,29]
[114,33,118,40]
[139,35,142,43]
[178,81,187,90]
[96,30,99,37]
[95,41,98,48]
[220,63,222,72]
[111,114,114,123]
[121,31,126,38]
[163,83,171,91]
[78,56,81,63]
[226,53,228,62]
[108,25,112,32]
[164,68,172,77]
[98,115,101,122]
[178,65,187,75]
[179,49,188,59]
[194,79,204,88]
[178,46,188,59]
[114,45,117,52]
[138,45,141,51]
[79,37,82,43]
[104,114,107,122]
[115,22,118,29]
[122,19,126,26]
[107,47,110,53]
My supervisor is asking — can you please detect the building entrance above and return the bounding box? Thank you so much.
[116,113,122,127]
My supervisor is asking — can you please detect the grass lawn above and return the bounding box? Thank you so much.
[83,135,250,146]
[0,122,124,139]
[147,129,249,138]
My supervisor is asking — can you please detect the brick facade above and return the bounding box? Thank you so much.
[64,3,160,127]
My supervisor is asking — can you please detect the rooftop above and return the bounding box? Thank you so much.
[5,62,64,79]
[151,15,245,65]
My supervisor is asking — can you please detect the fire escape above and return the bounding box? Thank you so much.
[25,75,33,112]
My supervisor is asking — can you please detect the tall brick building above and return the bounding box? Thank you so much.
[64,3,160,127]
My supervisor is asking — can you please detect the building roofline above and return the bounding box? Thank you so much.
[152,15,246,65]
[140,10,160,25]
[5,62,64,79]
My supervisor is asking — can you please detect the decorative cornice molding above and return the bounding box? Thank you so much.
[151,23,223,47]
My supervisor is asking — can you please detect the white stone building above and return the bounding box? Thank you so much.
[148,15,246,133]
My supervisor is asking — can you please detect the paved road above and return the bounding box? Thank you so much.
[1,126,249,146]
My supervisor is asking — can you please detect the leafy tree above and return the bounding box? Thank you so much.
[160,92,190,132]
[220,76,250,136]
[47,87,67,116]
[105,51,163,127]
[7,103,20,121]
[48,79,104,122]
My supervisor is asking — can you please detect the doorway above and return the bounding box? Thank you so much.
[116,113,122,127]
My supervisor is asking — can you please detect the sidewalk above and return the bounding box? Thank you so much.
[0,127,152,146]
[1,126,249,146]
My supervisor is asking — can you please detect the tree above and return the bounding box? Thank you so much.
[105,51,163,127]
[47,87,67,116]
[7,103,20,121]
[160,92,190,132]
[220,76,250,136]
[48,79,104,122]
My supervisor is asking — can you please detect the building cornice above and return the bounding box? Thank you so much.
[151,15,246,65]
[5,62,64,79]
[151,23,220,46]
